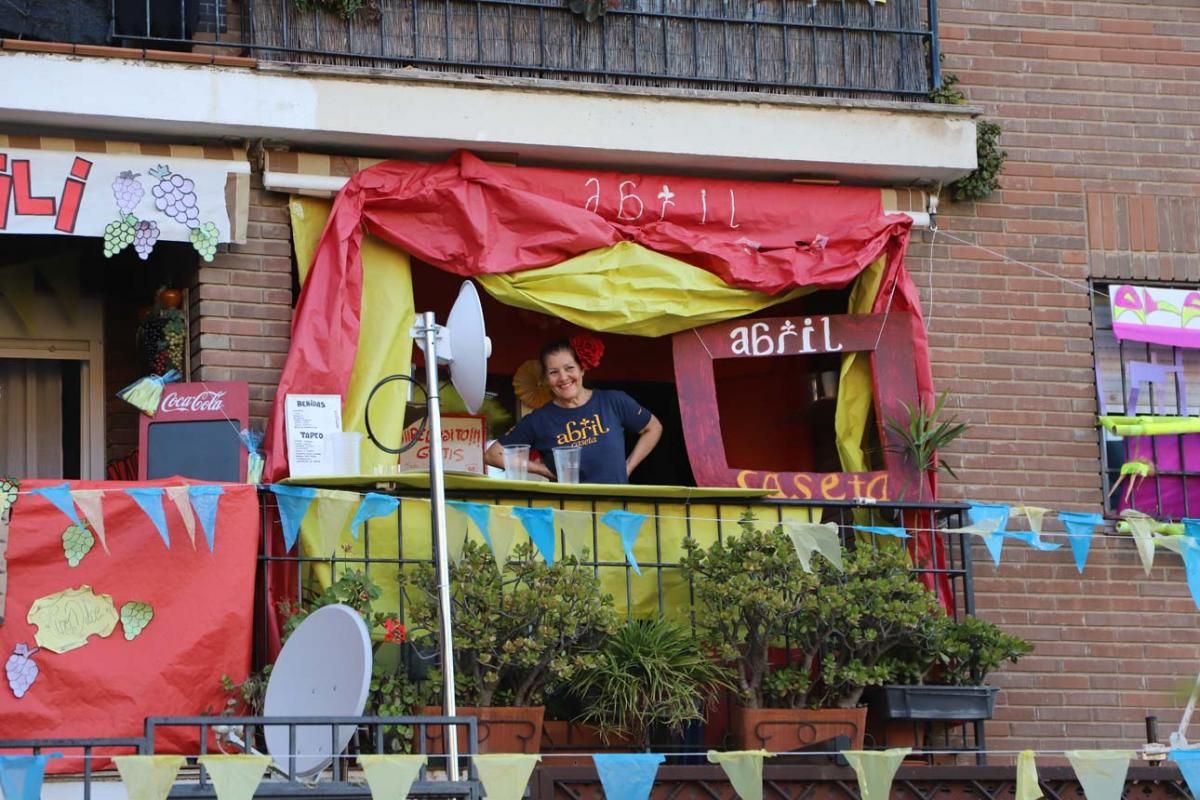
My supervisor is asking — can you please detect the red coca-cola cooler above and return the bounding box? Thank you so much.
[138,381,250,482]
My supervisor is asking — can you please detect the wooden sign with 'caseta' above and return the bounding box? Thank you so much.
[672,313,925,501]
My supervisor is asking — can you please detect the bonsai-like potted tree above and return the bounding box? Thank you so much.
[682,513,949,751]
[405,540,618,753]
[568,617,733,751]
[871,613,1033,727]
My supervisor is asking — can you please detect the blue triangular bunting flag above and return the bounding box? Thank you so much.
[188,485,224,552]
[1178,536,1200,611]
[853,525,909,539]
[0,753,58,800]
[1003,531,1061,551]
[349,492,399,540]
[125,487,170,548]
[510,506,556,565]
[1172,749,1200,799]
[1184,518,1200,539]
[1060,511,1103,573]
[968,503,1010,566]
[593,753,664,800]
[30,483,81,527]
[270,484,317,552]
[599,509,647,575]
[447,500,493,548]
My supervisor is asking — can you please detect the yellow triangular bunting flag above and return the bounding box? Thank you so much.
[1065,750,1134,800]
[314,489,358,556]
[707,750,769,800]
[444,503,471,563]
[1120,509,1156,575]
[1016,750,1043,800]
[487,506,519,572]
[71,489,109,554]
[556,509,593,560]
[165,485,197,548]
[1016,506,1051,535]
[473,754,540,800]
[197,755,271,800]
[358,755,427,800]
[114,755,186,800]
[843,749,909,800]
[781,521,842,572]
[0,264,37,334]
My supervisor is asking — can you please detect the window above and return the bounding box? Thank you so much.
[1093,281,1200,518]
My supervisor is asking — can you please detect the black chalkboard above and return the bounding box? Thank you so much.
[146,420,242,482]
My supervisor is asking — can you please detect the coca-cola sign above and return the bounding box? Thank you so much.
[161,390,227,414]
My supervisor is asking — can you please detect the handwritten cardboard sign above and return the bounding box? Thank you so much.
[399,415,486,475]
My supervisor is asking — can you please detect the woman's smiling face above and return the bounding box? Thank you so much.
[543,349,585,404]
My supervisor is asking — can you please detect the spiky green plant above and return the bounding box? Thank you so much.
[885,392,969,500]
[570,618,732,748]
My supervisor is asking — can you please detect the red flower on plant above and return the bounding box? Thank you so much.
[383,618,406,644]
[571,333,605,371]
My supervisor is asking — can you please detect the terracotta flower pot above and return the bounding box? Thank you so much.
[422,705,545,754]
[730,706,867,752]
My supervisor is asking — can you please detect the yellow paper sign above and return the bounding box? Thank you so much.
[27,585,119,653]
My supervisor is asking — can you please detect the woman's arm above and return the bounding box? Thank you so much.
[625,414,663,477]
[485,440,555,480]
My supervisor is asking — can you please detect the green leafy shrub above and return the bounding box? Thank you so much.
[405,540,619,707]
[569,618,732,748]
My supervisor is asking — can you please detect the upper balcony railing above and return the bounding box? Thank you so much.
[98,0,941,102]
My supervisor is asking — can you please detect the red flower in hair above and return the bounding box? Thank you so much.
[571,334,605,371]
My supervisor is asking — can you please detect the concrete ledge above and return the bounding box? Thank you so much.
[0,50,977,184]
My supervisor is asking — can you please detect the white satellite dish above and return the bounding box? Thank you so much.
[262,604,372,778]
[409,279,492,781]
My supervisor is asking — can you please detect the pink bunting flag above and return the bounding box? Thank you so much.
[69,489,109,554]
[164,486,196,549]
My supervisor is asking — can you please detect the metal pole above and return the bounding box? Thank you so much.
[420,311,461,781]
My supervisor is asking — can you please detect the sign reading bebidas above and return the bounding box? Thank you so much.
[138,381,250,482]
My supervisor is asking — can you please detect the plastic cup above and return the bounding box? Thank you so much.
[502,444,530,481]
[553,447,581,484]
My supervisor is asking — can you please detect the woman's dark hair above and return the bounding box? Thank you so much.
[539,339,580,373]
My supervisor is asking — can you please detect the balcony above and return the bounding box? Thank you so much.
[104,0,940,102]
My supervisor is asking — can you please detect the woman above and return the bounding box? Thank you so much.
[485,338,663,483]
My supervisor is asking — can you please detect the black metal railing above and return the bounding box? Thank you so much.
[106,0,940,100]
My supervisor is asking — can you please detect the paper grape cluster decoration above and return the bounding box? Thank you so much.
[103,165,220,262]
[6,644,39,699]
[120,602,154,640]
[62,523,95,567]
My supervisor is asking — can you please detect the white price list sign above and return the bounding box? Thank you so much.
[285,394,343,477]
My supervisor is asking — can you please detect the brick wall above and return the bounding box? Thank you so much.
[191,175,294,426]
[919,0,1200,753]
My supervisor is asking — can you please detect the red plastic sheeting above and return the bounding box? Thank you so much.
[0,479,260,772]
[264,151,931,481]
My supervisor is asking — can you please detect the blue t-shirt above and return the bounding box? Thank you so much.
[498,390,651,484]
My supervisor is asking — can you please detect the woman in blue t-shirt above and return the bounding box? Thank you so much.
[485,339,663,484]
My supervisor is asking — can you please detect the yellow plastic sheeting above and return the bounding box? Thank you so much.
[476,241,810,337]
[297,498,818,626]
[289,197,415,477]
[835,255,886,475]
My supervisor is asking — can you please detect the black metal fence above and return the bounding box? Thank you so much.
[108,0,940,100]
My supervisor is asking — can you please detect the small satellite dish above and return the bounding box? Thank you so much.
[262,604,372,778]
[444,281,493,415]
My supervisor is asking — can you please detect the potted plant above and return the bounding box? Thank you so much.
[885,391,969,502]
[405,540,618,754]
[682,514,948,751]
[870,614,1032,728]
[568,618,733,751]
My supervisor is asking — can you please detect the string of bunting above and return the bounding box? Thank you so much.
[6,480,1200,608]
[8,748,1200,800]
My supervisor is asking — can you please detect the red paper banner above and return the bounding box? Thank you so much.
[264,151,928,481]
[0,479,260,771]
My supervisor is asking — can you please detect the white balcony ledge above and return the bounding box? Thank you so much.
[0,51,978,185]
